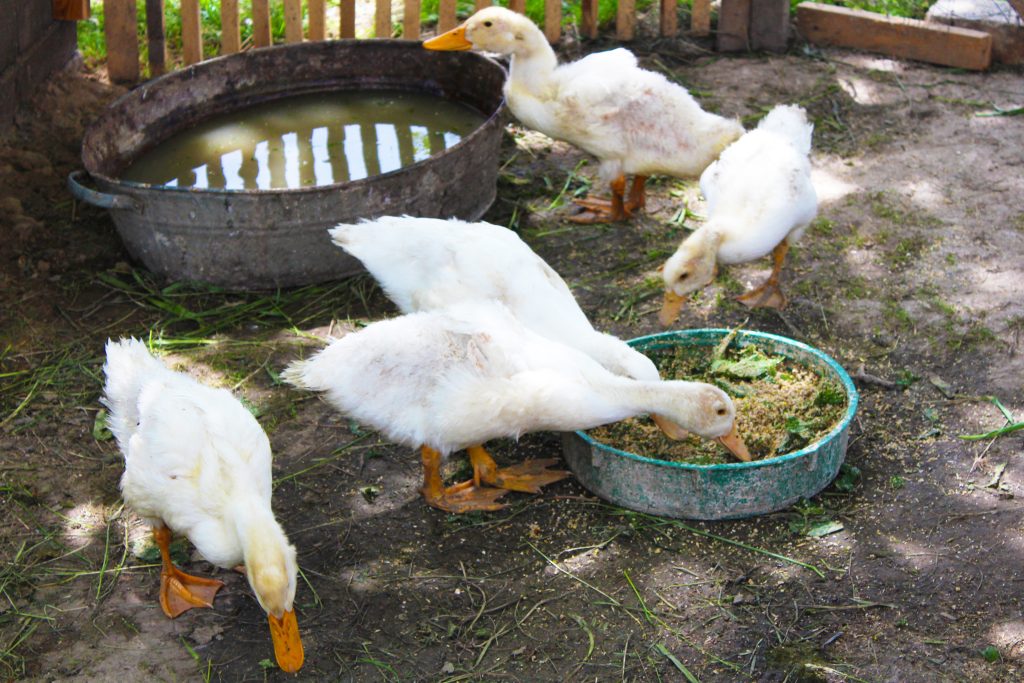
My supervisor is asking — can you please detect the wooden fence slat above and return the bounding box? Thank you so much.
[690,0,711,36]
[439,0,458,32]
[252,0,273,47]
[284,0,303,43]
[796,2,992,70]
[145,0,167,76]
[616,0,635,40]
[544,0,561,42]
[341,0,356,37]
[717,0,751,51]
[581,0,598,38]
[180,0,202,64]
[375,0,392,38]
[404,0,422,39]
[476,0,492,8]
[221,0,241,54]
[660,0,677,37]
[309,0,326,40]
[104,0,139,82]
[509,0,526,12]
[52,0,90,20]
[749,0,788,52]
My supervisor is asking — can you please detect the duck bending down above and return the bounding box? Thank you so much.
[282,301,751,513]
[423,7,743,223]
[660,104,818,323]
[102,339,303,673]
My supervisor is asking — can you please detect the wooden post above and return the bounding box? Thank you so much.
[581,0,598,39]
[221,0,241,54]
[404,0,422,39]
[52,0,90,20]
[252,0,273,47]
[476,0,492,8]
[660,0,677,37]
[750,0,789,52]
[716,0,750,51]
[181,0,202,64]
[439,0,458,32]
[690,0,711,37]
[145,0,168,76]
[103,0,139,83]
[309,0,326,40]
[509,0,525,12]
[284,0,303,43]
[616,0,636,41]
[1008,0,1024,18]
[375,0,392,38]
[544,0,561,43]
[341,0,356,38]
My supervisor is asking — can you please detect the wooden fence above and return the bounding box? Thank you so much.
[99,0,714,83]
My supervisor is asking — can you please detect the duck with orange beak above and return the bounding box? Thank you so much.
[424,7,742,223]
[102,338,304,673]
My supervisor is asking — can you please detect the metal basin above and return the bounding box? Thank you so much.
[69,40,506,290]
[561,329,859,521]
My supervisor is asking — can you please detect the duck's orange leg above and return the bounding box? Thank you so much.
[737,240,790,310]
[570,175,629,223]
[468,445,571,494]
[419,445,508,513]
[625,175,648,214]
[154,525,223,618]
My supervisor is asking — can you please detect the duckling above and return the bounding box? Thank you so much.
[283,301,751,513]
[424,7,743,223]
[102,339,303,673]
[660,104,817,324]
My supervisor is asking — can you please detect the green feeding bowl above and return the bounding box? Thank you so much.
[560,329,859,520]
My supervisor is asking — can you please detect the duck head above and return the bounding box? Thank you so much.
[423,7,539,57]
[244,526,304,673]
[653,382,751,462]
[659,228,721,326]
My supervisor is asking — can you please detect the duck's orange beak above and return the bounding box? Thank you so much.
[717,423,752,462]
[422,26,472,51]
[651,413,690,440]
[269,609,304,673]
[659,291,686,327]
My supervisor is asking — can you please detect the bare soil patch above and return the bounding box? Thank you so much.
[2,40,1023,682]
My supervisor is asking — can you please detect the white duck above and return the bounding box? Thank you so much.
[660,104,818,324]
[102,339,304,673]
[423,7,743,223]
[283,301,750,513]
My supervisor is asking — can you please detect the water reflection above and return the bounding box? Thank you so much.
[122,90,485,190]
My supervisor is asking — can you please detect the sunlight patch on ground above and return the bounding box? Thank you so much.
[987,619,1024,660]
[886,539,945,571]
[811,166,860,205]
[62,502,108,549]
[895,177,949,210]
[837,76,887,106]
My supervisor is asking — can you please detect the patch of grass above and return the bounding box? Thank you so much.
[885,235,929,268]
[803,0,936,20]
[882,301,913,329]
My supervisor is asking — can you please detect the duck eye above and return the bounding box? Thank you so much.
[716,407,727,416]
[678,272,690,281]
[483,21,492,27]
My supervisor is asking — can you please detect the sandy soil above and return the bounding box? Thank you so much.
[2,30,1023,683]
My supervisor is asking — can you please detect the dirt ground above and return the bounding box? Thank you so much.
[2,30,1024,683]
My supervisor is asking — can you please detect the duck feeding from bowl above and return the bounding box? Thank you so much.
[560,329,859,520]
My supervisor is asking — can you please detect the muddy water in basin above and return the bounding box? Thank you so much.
[122,90,485,190]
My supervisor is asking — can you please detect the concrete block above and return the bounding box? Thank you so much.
[927,0,1024,64]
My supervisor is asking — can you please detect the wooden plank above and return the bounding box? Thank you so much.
[438,0,458,32]
[660,0,677,37]
[509,0,526,12]
[716,0,750,51]
[404,0,422,39]
[309,0,326,40]
[690,0,710,36]
[52,0,90,21]
[796,2,993,71]
[581,0,598,39]
[221,0,241,54]
[181,0,202,64]
[252,0,273,47]
[284,0,303,43]
[749,0,788,52]
[544,0,562,43]
[145,0,168,76]
[375,0,392,38]
[616,0,636,41]
[476,0,492,8]
[103,0,139,83]
[340,0,356,38]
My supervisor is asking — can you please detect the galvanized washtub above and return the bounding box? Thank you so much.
[561,329,859,520]
[68,40,506,290]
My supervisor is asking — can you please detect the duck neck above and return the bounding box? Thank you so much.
[597,377,712,434]
[507,30,558,98]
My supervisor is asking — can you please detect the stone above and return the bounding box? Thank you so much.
[927,0,1024,64]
